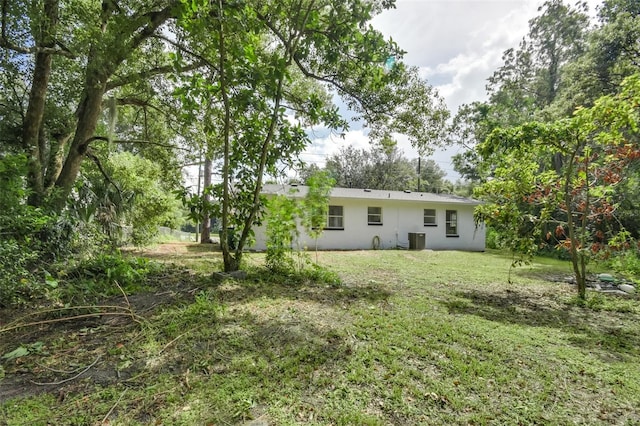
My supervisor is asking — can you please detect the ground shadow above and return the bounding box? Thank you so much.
[0,262,389,406]
[442,289,640,359]
[215,275,392,307]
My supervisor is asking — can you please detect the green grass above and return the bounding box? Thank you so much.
[1,246,639,425]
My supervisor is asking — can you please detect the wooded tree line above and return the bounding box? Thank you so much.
[452,0,640,298]
[298,145,470,195]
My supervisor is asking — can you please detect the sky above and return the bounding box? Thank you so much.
[299,0,603,180]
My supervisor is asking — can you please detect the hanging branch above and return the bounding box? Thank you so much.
[86,150,123,196]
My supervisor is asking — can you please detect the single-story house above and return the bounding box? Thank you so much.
[251,184,485,251]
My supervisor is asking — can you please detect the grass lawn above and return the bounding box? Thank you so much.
[1,244,639,425]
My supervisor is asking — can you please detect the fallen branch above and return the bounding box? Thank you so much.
[30,355,102,386]
[36,362,91,375]
[114,281,138,324]
[0,305,144,334]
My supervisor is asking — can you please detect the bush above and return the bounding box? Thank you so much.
[64,253,160,299]
[0,155,110,306]
[606,248,640,283]
[0,240,38,306]
[265,195,300,273]
[303,264,342,286]
[485,227,500,249]
[0,155,69,306]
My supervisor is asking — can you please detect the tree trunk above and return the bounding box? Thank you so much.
[23,0,59,206]
[52,81,107,210]
[46,4,174,211]
[200,156,212,243]
[563,153,587,301]
[44,133,72,190]
[216,0,235,272]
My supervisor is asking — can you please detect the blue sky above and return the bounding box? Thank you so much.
[300,0,603,180]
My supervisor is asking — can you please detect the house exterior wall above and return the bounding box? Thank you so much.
[250,196,485,251]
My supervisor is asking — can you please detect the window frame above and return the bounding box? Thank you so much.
[367,206,383,225]
[326,205,344,230]
[423,208,437,226]
[445,209,458,237]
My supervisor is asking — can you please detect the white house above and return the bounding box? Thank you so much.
[251,184,485,251]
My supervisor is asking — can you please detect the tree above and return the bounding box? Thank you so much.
[475,74,640,301]
[486,0,589,121]
[325,145,418,191]
[3,0,447,273]
[366,146,417,191]
[448,102,502,182]
[302,170,335,261]
[449,2,591,187]
[553,0,640,113]
[0,0,192,210]
[298,163,321,185]
[451,2,589,181]
[412,158,446,193]
[174,0,448,271]
[325,146,371,188]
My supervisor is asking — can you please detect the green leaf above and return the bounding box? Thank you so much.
[2,346,30,361]
[44,271,58,288]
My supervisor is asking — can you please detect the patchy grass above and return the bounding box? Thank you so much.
[1,244,639,425]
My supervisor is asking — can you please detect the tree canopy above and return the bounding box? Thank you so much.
[320,145,452,193]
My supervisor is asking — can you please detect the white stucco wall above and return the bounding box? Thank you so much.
[250,197,485,252]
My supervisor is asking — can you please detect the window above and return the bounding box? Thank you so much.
[423,209,436,226]
[368,206,382,225]
[446,210,458,236]
[327,205,344,230]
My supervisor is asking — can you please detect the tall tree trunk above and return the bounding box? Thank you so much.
[216,0,236,272]
[563,152,586,301]
[200,156,212,243]
[52,80,107,210]
[23,0,58,206]
[48,4,174,211]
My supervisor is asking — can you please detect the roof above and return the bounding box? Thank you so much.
[261,184,481,206]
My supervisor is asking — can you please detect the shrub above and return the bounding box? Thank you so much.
[265,195,301,273]
[0,155,70,306]
[65,253,159,297]
[485,227,500,249]
[606,247,640,283]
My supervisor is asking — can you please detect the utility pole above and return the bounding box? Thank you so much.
[417,157,421,192]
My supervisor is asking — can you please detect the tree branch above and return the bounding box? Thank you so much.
[86,135,192,152]
[0,34,76,58]
[257,10,372,113]
[106,60,205,91]
[153,33,219,70]
[1,0,75,58]
[128,6,174,54]
[86,150,123,194]
[30,355,102,386]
